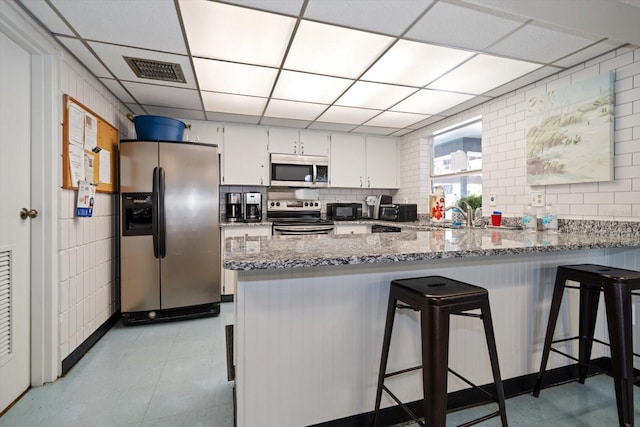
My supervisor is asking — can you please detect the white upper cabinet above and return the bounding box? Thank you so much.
[268,127,329,156]
[221,124,269,186]
[330,134,398,189]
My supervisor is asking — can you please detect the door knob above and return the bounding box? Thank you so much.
[20,208,38,219]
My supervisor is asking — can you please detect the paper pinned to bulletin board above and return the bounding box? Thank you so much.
[76,181,96,217]
[62,95,118,193]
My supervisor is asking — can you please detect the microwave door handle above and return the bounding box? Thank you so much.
[312,164,317,184]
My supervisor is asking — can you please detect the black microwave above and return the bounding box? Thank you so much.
[379,204,417,222]
[326,203,361,220]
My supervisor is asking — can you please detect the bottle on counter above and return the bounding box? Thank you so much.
[541,203,558,232]
[522,204,537,232]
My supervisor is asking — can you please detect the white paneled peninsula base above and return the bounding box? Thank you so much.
[224,228,640,427]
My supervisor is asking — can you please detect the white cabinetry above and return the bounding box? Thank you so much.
[222,125,269,185]
[334,224,371,234]
[268,128,329,156]
[221,225,272,295]
[329,134,398,189]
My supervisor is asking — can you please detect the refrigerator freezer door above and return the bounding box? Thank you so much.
[120,141,161,312]
[159,142,220,309]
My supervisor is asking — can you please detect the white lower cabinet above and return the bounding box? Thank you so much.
[221,225,272,295]
[333,224,371,234]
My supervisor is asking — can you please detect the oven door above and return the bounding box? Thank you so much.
[273,224,335,235]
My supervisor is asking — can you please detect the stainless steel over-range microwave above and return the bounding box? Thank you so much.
[270,153,329,188]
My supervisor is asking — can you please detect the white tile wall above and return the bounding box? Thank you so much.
[56,51,129,362]
[400,46,640,221]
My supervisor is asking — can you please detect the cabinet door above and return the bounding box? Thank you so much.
[221,226,272,295]
[330,134,366,188]
[222,125,269,185]
[366,136,398,189]
[334,224,370,234]
[268,127,298,154]
[299,130,329,156]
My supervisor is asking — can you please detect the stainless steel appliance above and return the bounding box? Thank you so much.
[243,192,262,222]
[226,192,242,222]
[270,153,329,188]
[119,139,220,325]
[379,204,418,222]
[372,195,392,219]
[268,198,334,235]
[326,203,361,220]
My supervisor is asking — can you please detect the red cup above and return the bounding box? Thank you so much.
[491,214,502,227]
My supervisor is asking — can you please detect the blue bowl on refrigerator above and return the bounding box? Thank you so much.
[133,115,186,141]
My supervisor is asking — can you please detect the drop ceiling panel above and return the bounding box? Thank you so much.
[317,106,381,125]
[428,54,542,95]
[194,58,278,98]
[57,37,111,79]
[201,92,267,116]
[351,125,399,136]
[365,111,430,128]
[307,121,357,132]
[143,106,206,122]
[180,0,296,67]
[99,78,136,104]
[284,20,393,78]
[552,40,623,68]
[391,89,475,115]
[49,0,187,54]
[272,70,353,104]
[89,42,197,88]
[18,0,74,36]
[335,81,417,110]
[260,117,312,129]
[406,2,525,50]
[486,23,601,63]
[222,0,304,16]
[205,111,260,125]
[361,40,474,87]
[264,99,328,120]
[122,82,201,110]
[304,0,432,36]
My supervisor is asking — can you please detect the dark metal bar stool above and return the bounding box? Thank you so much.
[533,264,640,427]
[373,276,508,427]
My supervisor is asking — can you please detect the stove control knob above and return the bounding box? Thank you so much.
[304,202,308,206]
[315,202,319,207]
[276,202,280,207]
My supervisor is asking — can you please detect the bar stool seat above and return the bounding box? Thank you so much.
[372,275,508,427]
[533,264,640,427]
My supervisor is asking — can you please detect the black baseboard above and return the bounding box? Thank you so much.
[311,357,613,427]
[61,311,120,376]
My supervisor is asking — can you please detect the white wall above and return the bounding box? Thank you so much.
[398,46,640,221]
[56,54,133,362]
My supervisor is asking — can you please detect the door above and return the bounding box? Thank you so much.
[160,142,219,309]
[0,31,32,412]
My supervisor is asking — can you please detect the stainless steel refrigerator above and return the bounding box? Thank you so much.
[119,140,220,325]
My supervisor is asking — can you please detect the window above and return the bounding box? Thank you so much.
[431,119,482,210]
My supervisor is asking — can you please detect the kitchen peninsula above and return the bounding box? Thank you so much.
[224,227,640,427]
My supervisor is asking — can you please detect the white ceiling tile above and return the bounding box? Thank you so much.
[335,81,417,110]
[194,58,278,97]
[260,117,312,129]
[284,20,393,78]
[88,41,197,88]
[272,70,353,104]
[486,23,600,63]
[58,38,112,79]
[49,0,186,54]
[99,78,135,104]
[406,2,524,50]
[351,125,398,135]
[19,0,74,36]
[362,40,474,86]
[264,99,327,120]
[304,0,432,36]
[552,40,624,68]
[365,111,430,128]
[317,106,381,125]
[482,65,561,97]
[122,82,202,110]
[221,0,304,16]
[428,54,542,95]
[391,89,474,115]
[180,1,296,67]
[125,103,147,116]
[205,111,260,125]
[307,121,356,132]
[201,92,267,116]
[142,106,206,122]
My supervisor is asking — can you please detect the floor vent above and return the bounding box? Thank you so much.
[124,56,186,83]
[0,250,12,361]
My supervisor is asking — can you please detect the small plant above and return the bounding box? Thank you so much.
[458,194,482,210]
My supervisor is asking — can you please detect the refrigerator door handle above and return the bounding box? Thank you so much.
[158,167,167,258]
[152,167,160,258]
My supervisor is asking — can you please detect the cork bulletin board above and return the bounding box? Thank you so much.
[62,94,118,193]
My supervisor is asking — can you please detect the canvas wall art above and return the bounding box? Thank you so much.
[526,72,614,185]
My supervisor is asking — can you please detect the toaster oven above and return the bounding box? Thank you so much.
[379,204,417,222]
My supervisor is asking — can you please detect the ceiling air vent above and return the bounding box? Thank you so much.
[124,56,186,83]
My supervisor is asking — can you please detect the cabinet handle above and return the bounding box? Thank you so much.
[260,176,263,185]
[367,178,371,188]
[360,177,363,187]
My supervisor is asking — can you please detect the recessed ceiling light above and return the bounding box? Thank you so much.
[273,70,353,104]
[194,58,278,98]
[264,99,328,120]
[335,81,417,110]
[201,91,267,116]
[365,111,430,128]
[317,106,382,125]
[391,89,474,115]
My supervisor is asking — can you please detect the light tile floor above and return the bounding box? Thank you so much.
[1,301,638,426]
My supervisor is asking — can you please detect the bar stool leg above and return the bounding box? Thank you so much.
[603,283,634,427]
[421,305,450,427]
[480,300,508,427]
[373,292,399,427]
[533,268,569,396]
[578,284,601,383]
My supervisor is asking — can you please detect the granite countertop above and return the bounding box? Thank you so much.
[220,221,273,228]
[223,227,640,271]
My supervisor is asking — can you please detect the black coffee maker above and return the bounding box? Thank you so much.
[226,192,242,222]
[243,192,262,222]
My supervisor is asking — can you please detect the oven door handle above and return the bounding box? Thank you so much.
[273,226,334,235]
